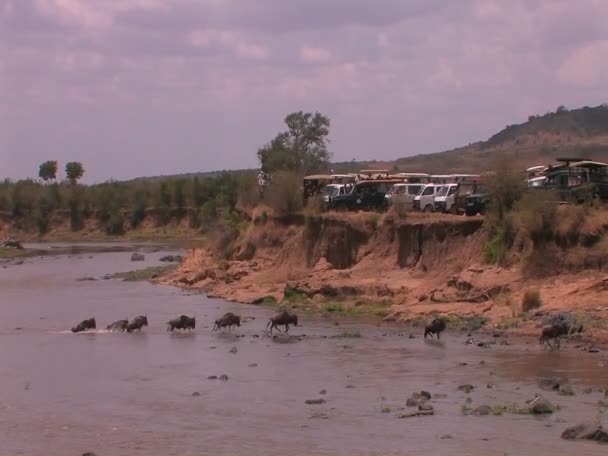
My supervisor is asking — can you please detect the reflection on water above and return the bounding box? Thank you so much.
[1,247,607,456]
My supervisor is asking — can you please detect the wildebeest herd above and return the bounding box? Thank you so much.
[422,313,583,350]
[70,310,299,335]
[71,310,582,350]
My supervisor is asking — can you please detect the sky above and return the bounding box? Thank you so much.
[1,0,608,183]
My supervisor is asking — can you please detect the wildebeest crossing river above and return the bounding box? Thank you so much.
[1,243,607,456]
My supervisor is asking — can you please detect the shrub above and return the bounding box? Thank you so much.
[68,193,83,231]
[36,197,51,235]
[484,218,513,264]
[486,155,526,220]
[265,172,303,215]
[513,191,559,244]
[105,213,125,235]
[521,289,542,313]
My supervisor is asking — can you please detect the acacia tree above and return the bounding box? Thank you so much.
[257,111,331,174]
[38,161,58,182]
[65,162,85,184]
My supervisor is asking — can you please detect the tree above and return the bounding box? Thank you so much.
[556,105,568,113]
[65,162,85,184]
[38,161,58,182]
[257,111,331,174]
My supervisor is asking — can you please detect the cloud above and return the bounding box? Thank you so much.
[558,40,608,88]
[2,0,608,181]
[190,28,269,60]
[299,45,332,64]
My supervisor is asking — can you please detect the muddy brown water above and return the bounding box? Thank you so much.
[1,243,607,456]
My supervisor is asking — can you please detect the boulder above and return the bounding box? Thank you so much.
[1,238,24,249]
[458,384,475,394]
[305,399,326,405]
[538,377,561,391]
[558,384,575,396]
[418,403,434,412]
[528,396,555,414]
[562,424,608,444]
[159,255,182,262]
[398,407,434,418]
[406,391,431,407]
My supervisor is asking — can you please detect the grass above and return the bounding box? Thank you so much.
[108,265,177,282]
[461,403,533,416]
[441,314,488,331]
[0,247,30,260]
[322,300,392,318]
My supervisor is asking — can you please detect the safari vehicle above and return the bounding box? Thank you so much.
[539,158,608,203]
[385,183,424,209]
[321,183,350,203]
[453,177,483,214]
[413,184,440,212]
[526,165,548,188]
[393,172,431,183]
[328,180,394,211]
[465,184,491,216]
[434,183,459,213]
[303,174,356,201]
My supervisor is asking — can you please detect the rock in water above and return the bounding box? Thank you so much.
[131,253,145,261]
[562,424,608,443]
[458,384,475,394]
[305,399,326,405]
[538,377,561,391]
[558,384,575,396]
[528,396,555,414]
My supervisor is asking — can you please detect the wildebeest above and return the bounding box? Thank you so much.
[540,322,583,349]
[267,311,298,333]
[213,312,241,332]
[167,315,196,332]
[71,318,96,333]
[127,315,148,332]
[424,318,446,339]
[106,319,128,332]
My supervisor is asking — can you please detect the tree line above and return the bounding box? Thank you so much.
[2,110,333,236]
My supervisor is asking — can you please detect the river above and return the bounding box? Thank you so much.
[1,243,607,456]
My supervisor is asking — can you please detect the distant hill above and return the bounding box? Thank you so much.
[126,104,608,181]
[391,104,608,173]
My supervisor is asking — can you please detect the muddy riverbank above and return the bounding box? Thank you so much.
[1,244,607,456]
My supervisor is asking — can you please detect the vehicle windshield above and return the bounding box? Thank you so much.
[322,186,340,196]
[436,186,448,197]
[408,185,422,195]
[421,185,435,196]
[390,185,406,195]
[449,186,458,195]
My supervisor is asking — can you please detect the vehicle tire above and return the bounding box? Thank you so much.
[424,204,434,213]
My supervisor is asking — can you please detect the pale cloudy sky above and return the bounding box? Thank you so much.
[1,0,607,182]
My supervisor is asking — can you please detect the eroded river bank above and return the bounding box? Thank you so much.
[1,243,607,456]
